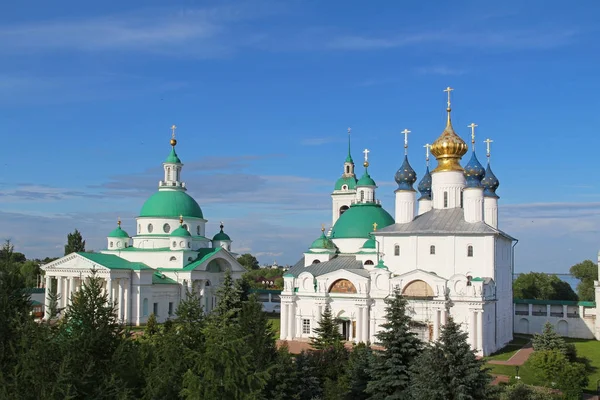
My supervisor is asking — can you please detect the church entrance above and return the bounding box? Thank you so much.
[339,319,351,341]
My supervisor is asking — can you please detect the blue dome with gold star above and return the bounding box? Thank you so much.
[481,164,500,198]
[417,166,432,200]
[464,152,485,188]
[395,156,417,191]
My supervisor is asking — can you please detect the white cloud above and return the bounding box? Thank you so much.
[415,66,467,76]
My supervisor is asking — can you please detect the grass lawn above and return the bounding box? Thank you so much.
[265,313,280,337]
[484,335,531,362]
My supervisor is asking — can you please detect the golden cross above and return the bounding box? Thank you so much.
[443,86,454,109]
[171,124,177,139]
[484,138,493,159]
[117,217,121,227]
[179,214,183,224]
[372,222,378,231]
[468,123,478,149]
[401,128,411,155]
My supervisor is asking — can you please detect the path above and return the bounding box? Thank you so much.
[488,341,534,366]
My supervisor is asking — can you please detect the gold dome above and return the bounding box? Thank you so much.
[430,105,468,172]
[170,138,177,146]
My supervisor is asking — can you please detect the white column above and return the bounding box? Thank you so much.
[44,275,52,319]
[317,304,323,322]
[395,190,416,223]
[441,307,447,326]
[477,310,484,353]
[68,277,75,306]
[118,279,124,321]
[528,304,533,316]
[362,306,369,343]
[287,303,295,340]
[463,187,484,223]
[57,277,64,309]
[470,310,476,350]
[136,285,142,326]
[433,309,440,341]
[280,302,288,340]
[124,279,129,324]
[107,278,113,304]
[355,307,363,342]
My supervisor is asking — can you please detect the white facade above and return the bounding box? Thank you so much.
[281,101,516,356]
[41,136,245,325]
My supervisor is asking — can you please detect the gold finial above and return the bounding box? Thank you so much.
[424,143,431,167]
[484,138,493,163]
[372,222,378,231]
[170,124,177,146]
[117,217,121,227]
[321,223,325,233]
[467,123,478,151]
[401,129,411,156]
[179,214,183,225]
[363,148,370,167]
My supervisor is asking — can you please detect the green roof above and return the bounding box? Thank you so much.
[362,235,377,249]
[165,147,181,164]
[160,248,222,272]
[514,299,596,307]
[213,228,231,241]
[334,176,358,191]
[77,252,151,270]
[171,225,192,237]
[108,225,129,238]
[310,232,337,250]
[356,168,376,186]
[331,203,394,239]
[375,259,388,269]
[140,190,203,218]
[152,272,178,284]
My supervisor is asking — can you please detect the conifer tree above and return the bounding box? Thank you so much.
[341,343,375,400]
[264,344,301,400]
[239,293,277,367]
[410,316,492,400]
[144,313,158,336]
[213,268,242,321]
[64,229,86,255]
[310,303,343,350]
[365,287,422,400]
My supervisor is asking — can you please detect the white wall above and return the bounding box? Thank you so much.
[513,307,597,339]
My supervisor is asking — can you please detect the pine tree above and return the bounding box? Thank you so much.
[293,351,322,400]
[264,344,301,400]
[532,322,576,360]
[213,268,242,321]
[365,287,422,400]
[239,293,277,367]
[410,316,493,400]
[175,287,205,349]
[340,342,374,400]
[64,229,86,255]
[310,303,343,350]
[144,313,158,336]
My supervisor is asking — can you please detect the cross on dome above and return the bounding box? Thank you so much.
[424,143,431,166]
[321,223,325,232]
[363,148,370,167]
[443,86,454,110]
[468,122,478,149]
[347,127,351,135]
[484,138,493,162]
[117,217,121,227]
[179,214,183,225]
[372,222,378,231]
[171,125,177,139]
[401,128,411,155]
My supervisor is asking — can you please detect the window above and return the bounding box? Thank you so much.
[148,223,153,233]
[345,166,350,173]
[467,276,473,286]
[342,184,348,190]
[188,257,193,262]
[109,241,113,248]
[394,244,400,256]
[443,192,448,208]
[180,241,185,248]
[467,245,473,257]
[163,223,171,233]
[153,302,158,316]
[460,191,464,208]
[312,259,321,264]
[364,260,374,265]
[138,224,141,233]
[430,245,436,255]
[188,242,191,248]
[168,302,174,316]
[360,190,364,202]
[172,241,177,247]
[182,224,188,230]
[302,319,311,334]
[143,299,149,316]
[167,167,171,180]
[197,226,200,235]
[170,256,176,261]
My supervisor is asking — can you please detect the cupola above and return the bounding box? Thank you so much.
[212,222,232,250]
[464,123,485,188]
[171,215,192,250]
[481,138,500,198]
[107,218,130,250]
[430,87,468,173]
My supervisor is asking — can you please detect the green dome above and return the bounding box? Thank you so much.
[165,147,181,164]
[375,259,388,269]
[357,168,376,186]
[213,230,231,241]
[310,232,337,250]
[108,226,129,238]
[331,203,394,239]
[140,190,204,218]
[334,176,357,191]
[171,225,192,237]
[362,235,377,249]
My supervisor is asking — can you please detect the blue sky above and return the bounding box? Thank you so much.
[0,0,599,272]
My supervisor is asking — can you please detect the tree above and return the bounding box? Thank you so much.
[64,229,86,255]
[239,294,277,367]
[528,350,588,397]
[532,322,576,361]
[212,268,242,322]
[340,342,374,400]
[410,316,493,400]
[19,260,41,288]
[264,344,301,400]
[513,272,577,301]
[310,304,343,350]
[144,313,158,336]
[365,287,422,399]
[569,259,598,301]
[237,253,260,270]
[499,382,561,400]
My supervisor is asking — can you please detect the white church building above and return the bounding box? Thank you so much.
[280,88,515,356]
[41,128,245,325]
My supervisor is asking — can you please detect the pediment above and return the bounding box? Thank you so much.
[41,253,110,273]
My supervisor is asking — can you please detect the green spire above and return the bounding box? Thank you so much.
[165,147,181,164]
[346,127,354,163]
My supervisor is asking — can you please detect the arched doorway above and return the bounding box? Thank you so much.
[557,320,568,336]
[518,318,529,334]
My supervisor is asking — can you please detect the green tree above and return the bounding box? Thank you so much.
[513,272,577,301]
[64,229,86,255]
[499,382,560,400]
[569,259,598,301]
[0,245,26,263]
[144,313,158,336]
[264,344,301,400]
[528,350,588,397]
[239,294,277,367]
[532,322,576,361]
[365,287,422,400]
[340,342,374,400]
[410,316,493,400]
[19,260,41,288]
[310,304,344,350]
[237,253,260,270]
[212,268,242,321]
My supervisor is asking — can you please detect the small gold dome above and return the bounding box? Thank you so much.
[431,110,468,172]
[170,138,177,146]
[363,161,369,167]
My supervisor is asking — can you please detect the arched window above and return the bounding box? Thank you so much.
[342,184,348,190]
[460,191,464,208]
[312,259,321,264]
[340,205,349,216]
[172,241,177,247]
[197,225,201,235]
[163,223,171,233]
[109,241,114,248]
[148,223,153,233]
[167,167,172,181]
[170,256,176,261]
[143,298,149,316]
[467,245,473,257]
[364,260,374,265]
[394,244,400,256]
[430,245,436,255]
[360,190,365,202]
[443,192,448,208]
[345,166,350,173]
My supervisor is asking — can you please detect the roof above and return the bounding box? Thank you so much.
[180,248,222,271]
[171,225,192,237]
[357,169,376,186]
[139,190,204,218]
[213,229,231,241]
[108,226,129,238]
[77,252,152,270]
[514,299,596,307]
[375,208,515,240]
[331,203,395,239]
[310,232,338,250]
[165,147,181,164]
[152,272,178,284]
[334,176,358,191]
[285,255,369,278]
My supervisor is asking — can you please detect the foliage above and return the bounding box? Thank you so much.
[569,259,598,301]
[212,268,242,322]
[528,350,588,397]
[243,268,284,289]
[532,322,576,361]
[310,303,344,350]
[264,344,300,400]
[366,287,422,400]
[237,253,260,270]
[410,316,493,400]
[513,272,577,301]
[239,294,277,368]
[340,342,374,400]
[19,260,41,287]
[64,229,86,255]
[144,313,158,336]
[499,383,561,400]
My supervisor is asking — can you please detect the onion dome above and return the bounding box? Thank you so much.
[331,203,394,239]
[171,216,192,237]
[417,166,432,200]
[213,222,231,241]
[357,168,376,186]
[375,259,388,269]
[481,164,500,198]
[108,219,129,238]
[431,88,468,172]
[310,227,338,250]
[464,152,485,188]
[395,155,417,191]
[362,234,377,249]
